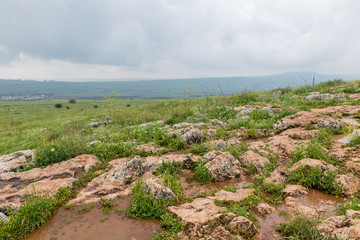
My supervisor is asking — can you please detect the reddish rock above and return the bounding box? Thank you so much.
[289,158,337,172]
[203,151,247,182]
[334,174,360,197]
[264,168,288,184]
[282,184,308,197]
[0,154,99,210]
[256,203,275,216]
[209,188,254,202]
[239,151,270,174]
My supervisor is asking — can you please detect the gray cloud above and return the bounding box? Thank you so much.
[0,0,360,78]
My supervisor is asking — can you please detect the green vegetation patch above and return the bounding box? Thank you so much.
[287,166,343,196]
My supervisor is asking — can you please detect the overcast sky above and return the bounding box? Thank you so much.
[0,0,359,80]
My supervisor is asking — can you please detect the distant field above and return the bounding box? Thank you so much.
[1,71,357,101]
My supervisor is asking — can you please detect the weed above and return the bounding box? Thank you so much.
[78,204,95,214]
[193,159,213,185]
[155,161,182,176]
[191,143,211,155]
[253,181,285,205]
[100,198,116,214]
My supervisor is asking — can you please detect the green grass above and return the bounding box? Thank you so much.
[152,212,184,240]
[336,197,360,215]
[276,216,332,240]
[193,159,213,184]
[287,166,343,196]
[126,180,172,219]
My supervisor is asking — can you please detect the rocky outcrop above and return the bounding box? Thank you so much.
[289,158,337,172]
[207,140,227,150]
[70,154,198,204]
[250,135,300,159]
[282,184,308,197]
[280,128,319,140]
[0,154,99,211]
[239,151,270,174]
[143,177,175,201]
[273,111,346,131]
[264,168,288,184]
[183,128,205,145]
[318,210,360,240]
[203,151,247,182]
[334,174,360,197]
[209,188,254,202]
[256,203,275,216]
[86,121,111,128]
[168,198,225,225]
[304,93,346,101]
[133,143,167,154]
[0,150,34,173]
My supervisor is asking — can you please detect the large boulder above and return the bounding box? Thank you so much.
[203,151,247,182]
[0,150,34,173]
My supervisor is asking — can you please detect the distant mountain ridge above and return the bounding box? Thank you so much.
[0,71,359,100]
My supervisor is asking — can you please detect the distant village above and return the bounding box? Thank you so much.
[0,94,49,101]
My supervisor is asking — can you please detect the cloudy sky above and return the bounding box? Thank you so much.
[0,0,359,80]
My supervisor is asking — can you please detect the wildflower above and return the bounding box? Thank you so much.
[51,148,55,152]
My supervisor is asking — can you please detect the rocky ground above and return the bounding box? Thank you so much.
[1,92,360,239]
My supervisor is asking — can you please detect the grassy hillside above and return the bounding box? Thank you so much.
[1,71,357,100]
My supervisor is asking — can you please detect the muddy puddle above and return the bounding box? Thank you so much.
[26,196,160,240]
[331,118,360,144]
[258,189,344,240]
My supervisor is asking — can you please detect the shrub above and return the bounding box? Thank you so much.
[54,103,63,108]
[69,99,76,104]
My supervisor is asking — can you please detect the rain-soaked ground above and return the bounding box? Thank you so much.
[26,196,160,240]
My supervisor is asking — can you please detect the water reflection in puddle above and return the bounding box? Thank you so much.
[258,189,344,240]
[26,197,160,240]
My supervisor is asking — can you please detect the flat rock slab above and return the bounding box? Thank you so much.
[167,198,225,225]
[209,189,255,202]
[0,154,99,210]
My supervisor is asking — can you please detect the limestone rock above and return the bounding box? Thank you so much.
[106,156,144,184]
[304,93,346,101]
[203,151,246,182]
[334,174,360,196]
[134,143,167,154]
[282,184,308,197]
[86,121,111,128]
[0,212,9,222]
[209,189,254,202]
[273,111,346,131]
[0,154,99,210]
[143,177,175,201]
[228,216,259,235]
[183,128,205,145]
[211,119,227,127]
[280,128,319,140]
[167,198,225,225]
[264,168,288,184]
[0,150,34,173]
[289,158,337,172]
[239,151,270,173]
[207,140,227,150]
[256,203,275,215]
